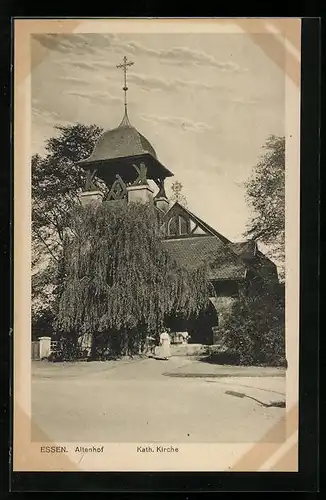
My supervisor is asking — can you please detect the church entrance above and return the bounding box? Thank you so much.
[187,301,218,345]
[165,301,218,346]
[165,315,189,345]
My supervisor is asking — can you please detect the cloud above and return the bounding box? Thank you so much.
[67,60,93,71]
[32,106,58,120]
[55,61,226,94]
[62,89,122,104]
[128,72,222,93]
[53,57,118,78]
[114,40,244,71]
[141,114,211,133]
[32,106,71,127]
[129,73,175,92]
[32,33,116,55]
[70,59,117,72]
[58,64,224,93]
[33,33,245,72]
[56,75,89,86]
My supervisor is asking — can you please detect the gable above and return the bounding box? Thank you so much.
[160,202,279,284]
[162,202,222,240]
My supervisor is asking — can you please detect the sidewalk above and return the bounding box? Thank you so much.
[163,358,286,406]
[31,356,147,379]
[164,358,286,378]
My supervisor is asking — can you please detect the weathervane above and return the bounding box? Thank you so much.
[117,56,134,112]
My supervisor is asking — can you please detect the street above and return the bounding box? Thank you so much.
[31,357,286,443]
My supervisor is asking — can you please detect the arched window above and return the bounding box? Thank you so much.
[168,216,178,236]
[167,215,189,237]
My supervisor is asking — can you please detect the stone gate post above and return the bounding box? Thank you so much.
[39,336,51,359]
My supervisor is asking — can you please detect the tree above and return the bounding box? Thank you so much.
[56,201,211,359]
[32,123,104,262]
[244,135,285,280]
[31,257,58,340]
[32,123,104,336]
[170,180,188,207]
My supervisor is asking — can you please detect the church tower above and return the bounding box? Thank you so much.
[78,56,173,212]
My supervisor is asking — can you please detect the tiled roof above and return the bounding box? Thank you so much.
[230,240,257,259]
[80,111,157,165]
[79,112,174,183]
[162,236,247,280]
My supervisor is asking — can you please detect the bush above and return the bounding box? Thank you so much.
[32,309,55,341]
[47,337,88,362]
[216,290,286,366]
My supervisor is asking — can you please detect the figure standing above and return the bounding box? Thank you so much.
[159,329,171,360]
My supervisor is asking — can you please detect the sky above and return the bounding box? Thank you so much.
[31,32,285,241]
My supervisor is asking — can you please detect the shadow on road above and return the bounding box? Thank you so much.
[197,353,287,371]
[197,353,241,365]
[147,355,170,361]
[225,389,286,408]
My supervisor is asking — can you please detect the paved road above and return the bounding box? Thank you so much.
[31,357,286,444]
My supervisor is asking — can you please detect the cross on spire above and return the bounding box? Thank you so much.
[117,56,134,112]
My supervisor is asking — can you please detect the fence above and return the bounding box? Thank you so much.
[51,340,59,351]
[31,341,40,360]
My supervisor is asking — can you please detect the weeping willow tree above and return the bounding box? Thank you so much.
[56,201,211,359]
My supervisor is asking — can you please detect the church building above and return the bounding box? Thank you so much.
[77,57,279,346]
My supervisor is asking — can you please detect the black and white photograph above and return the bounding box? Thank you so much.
[13,18,301,472]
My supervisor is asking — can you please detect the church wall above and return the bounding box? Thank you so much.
[209,280,243,345]
[209,296,238,327]
[210,280,240,328]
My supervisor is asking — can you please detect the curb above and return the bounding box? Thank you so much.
[163,372,285,378]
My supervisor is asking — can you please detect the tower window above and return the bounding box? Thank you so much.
[167,215,189,236]
[168,216,178,236]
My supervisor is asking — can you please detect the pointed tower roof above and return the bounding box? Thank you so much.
[81,109,158,164]
[79,56,173,185]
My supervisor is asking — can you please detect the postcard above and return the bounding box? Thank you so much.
[13,17,301,473]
